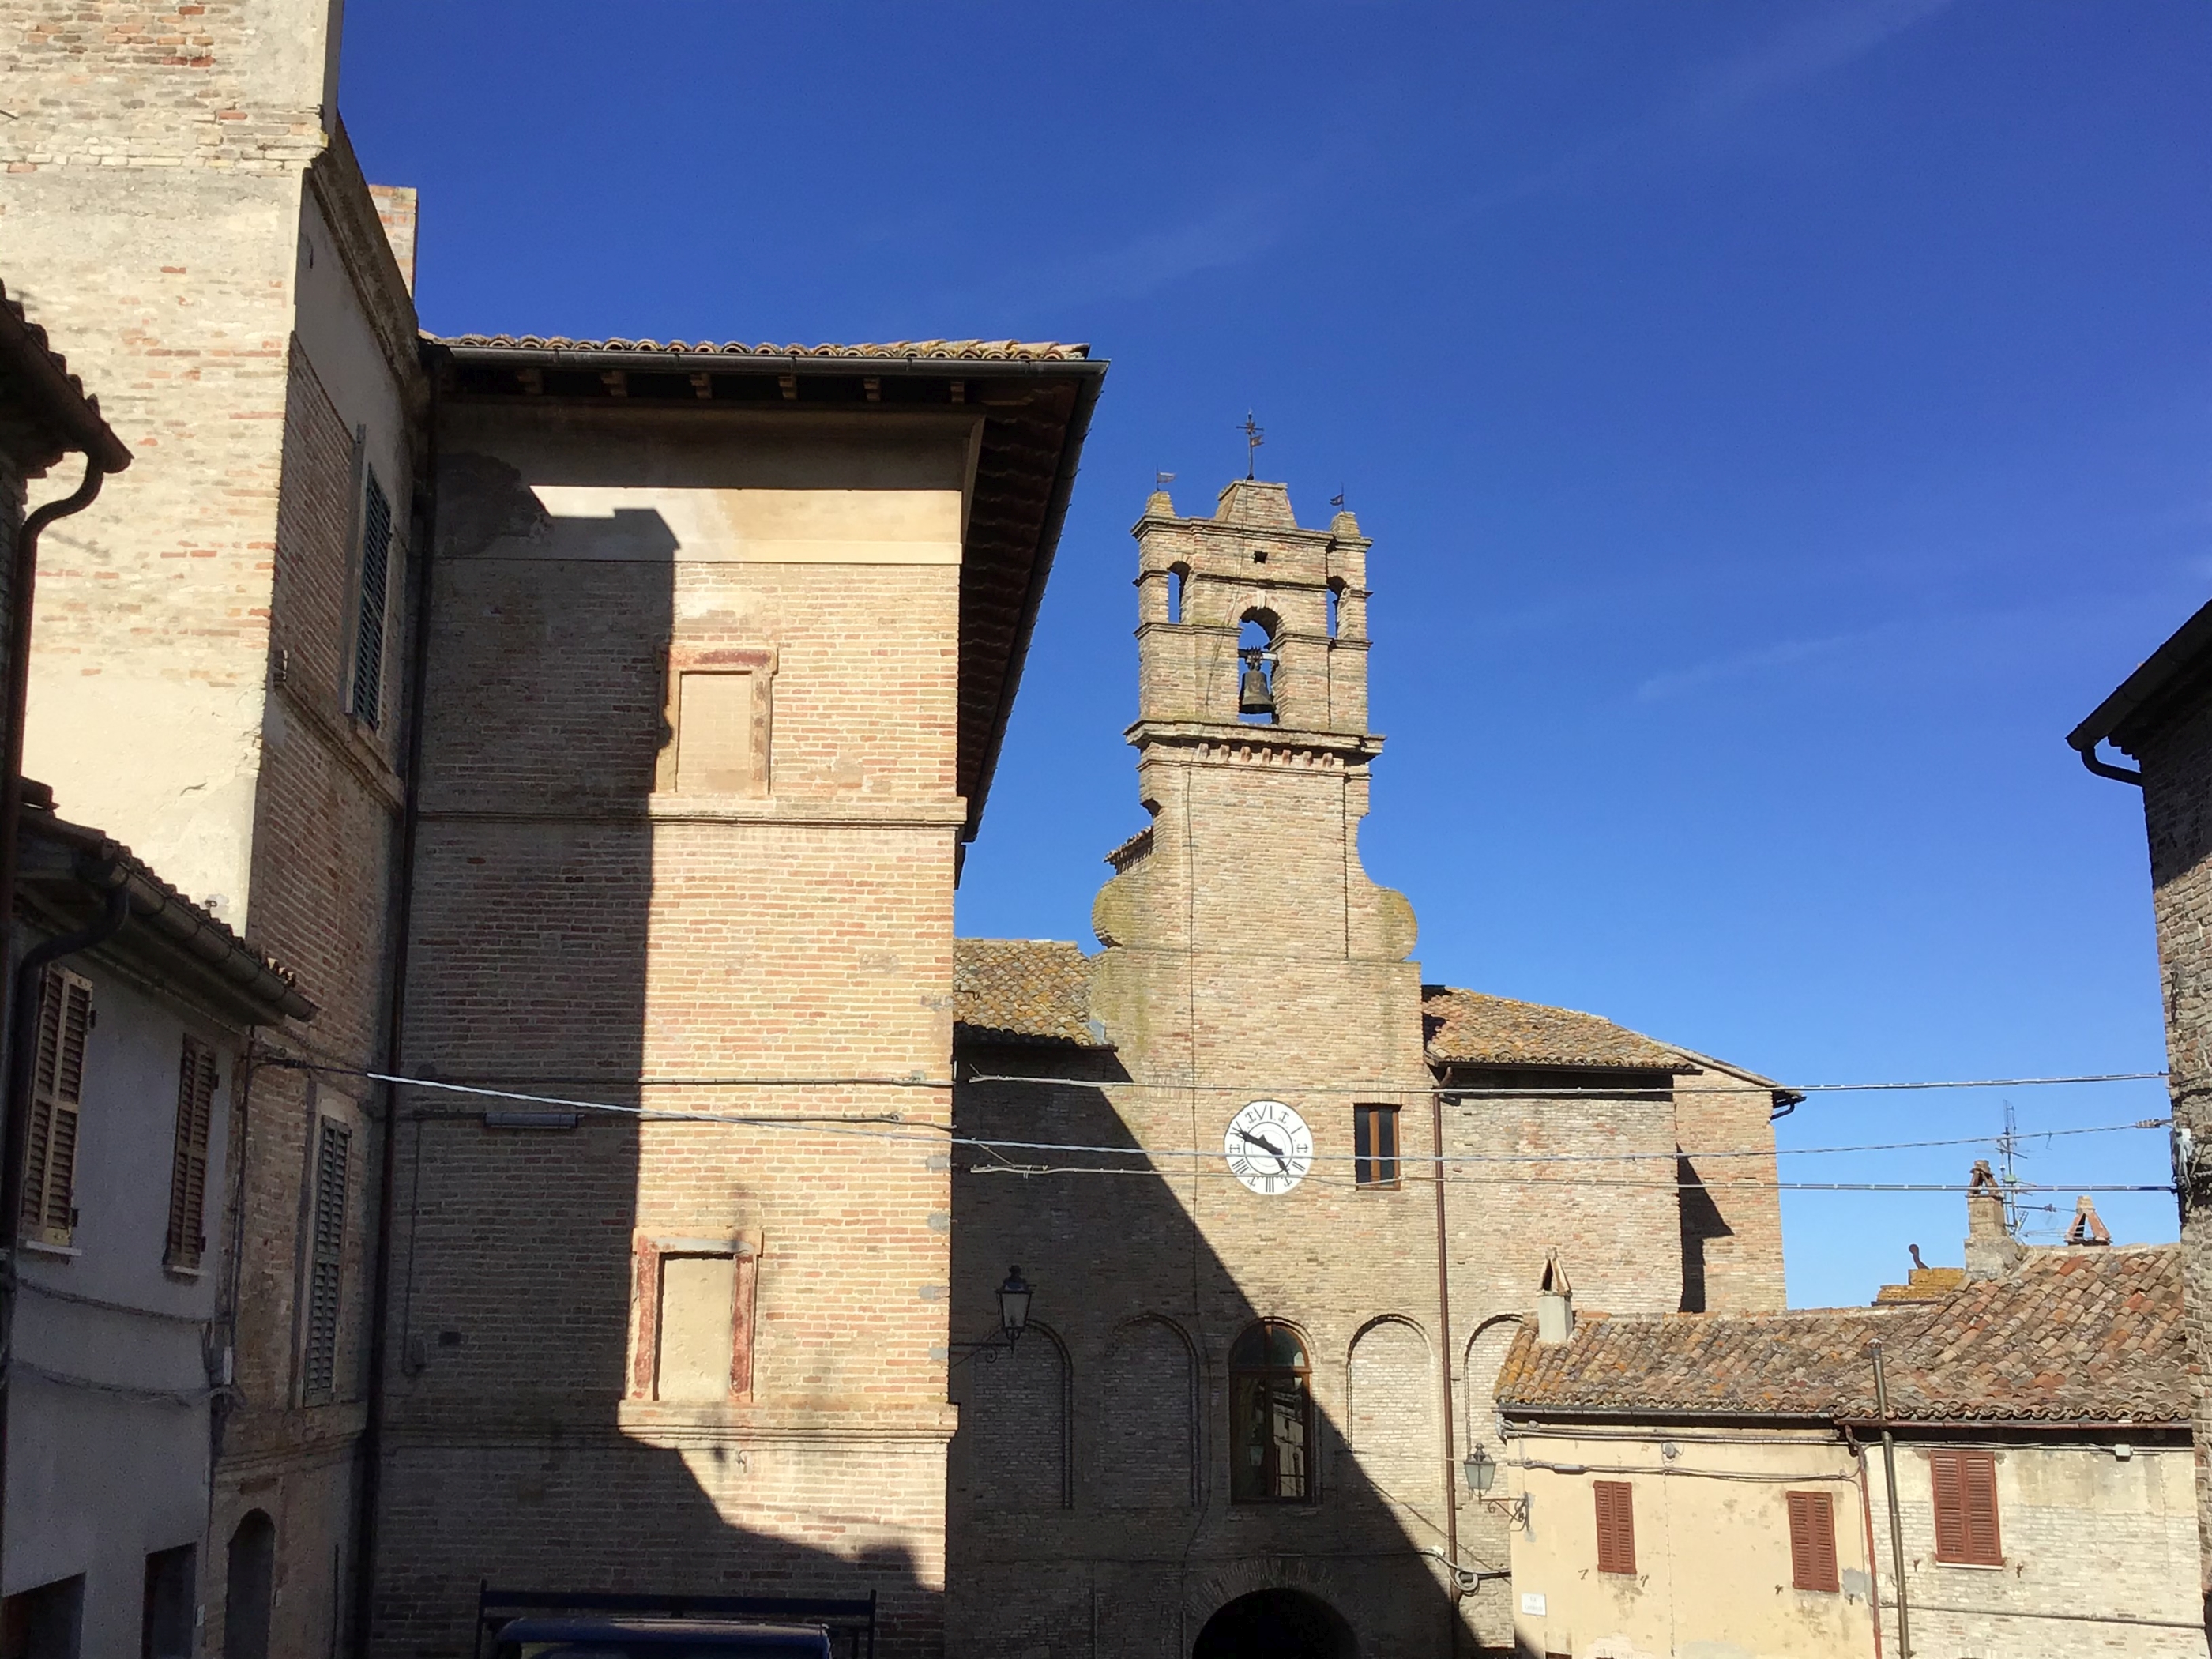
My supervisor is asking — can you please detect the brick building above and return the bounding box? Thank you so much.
[2,6,426,1646]
[1495,1204,2199,1657]
[2,2,1105,1651]
[371,336,1101,1657]
[948,479,1793,1658]
[2070,596,2212,1643]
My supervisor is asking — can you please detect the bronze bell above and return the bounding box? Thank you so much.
[1239,653,1274,716]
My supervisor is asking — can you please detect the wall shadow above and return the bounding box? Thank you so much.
[371,444,938,1657]
[949,1041,1472,1659]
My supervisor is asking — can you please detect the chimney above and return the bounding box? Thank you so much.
[2064,1194,2112,1247]
[1963,1160,2026,1281]
[1536,1255,1574,1345]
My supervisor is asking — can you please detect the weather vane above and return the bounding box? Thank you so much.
[1240,412,1264,480]
[1155,469,1176,491]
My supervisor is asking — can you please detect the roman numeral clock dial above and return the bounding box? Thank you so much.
[1223,1100,1314,1195]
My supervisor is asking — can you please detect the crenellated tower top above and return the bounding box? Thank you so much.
[1129,478,1375,745]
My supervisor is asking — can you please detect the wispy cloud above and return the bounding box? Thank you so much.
[1634,627,1879,702]
[1681,0,1961,123]
[1465,0,1963,214]
[1028,192,1295,313]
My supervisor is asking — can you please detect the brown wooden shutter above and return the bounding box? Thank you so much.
[164,1036,219,1269]
[21,967,92,1247]
[1594,1480,1636,1574]
[1787,1490,1839,1590]
[1930,1449,2002,1564]
[301,1120,351,1404]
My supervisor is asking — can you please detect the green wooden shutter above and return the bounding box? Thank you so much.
[165,1035,219,1269]
[21,967,92,1247]
[302,1120,351,1403]
[349,470,392,726]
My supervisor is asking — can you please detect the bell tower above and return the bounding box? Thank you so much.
[1091,474,1421,1061]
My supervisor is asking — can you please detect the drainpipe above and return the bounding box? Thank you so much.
[1850,1431,1884,1659]
[1870,1343,1913,1657]
[0,870,131,1589]
[352,382,438,1658]
[1432,1087,1459,1613]
[0,457,108,971]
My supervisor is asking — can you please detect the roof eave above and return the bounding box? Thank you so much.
[2069,596,2212,754]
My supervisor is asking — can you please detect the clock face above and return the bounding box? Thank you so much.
[1224,1100,1314,1196]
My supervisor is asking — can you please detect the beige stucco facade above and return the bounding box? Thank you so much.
[1503,1429,1876,1659]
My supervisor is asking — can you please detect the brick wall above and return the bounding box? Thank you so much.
[371,397,968,1657]
[2133,697,2212,1603]
[1864,1436,2201,1657]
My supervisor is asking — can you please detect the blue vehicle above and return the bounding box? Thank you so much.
[474,1589,876,1659]
[491,1616,833,1659]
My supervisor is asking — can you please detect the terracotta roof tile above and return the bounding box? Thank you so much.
[1422,985,1698,1072]
[954,939,1103,1048]
[0,276,131,474]
[433,335,1089,361]
[1498,1245,2184,1424]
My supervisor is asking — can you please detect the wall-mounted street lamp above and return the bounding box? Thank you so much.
[951,1267,1035,1370]
[1462,1446,1529,1526]
[998,1266,1031,1345]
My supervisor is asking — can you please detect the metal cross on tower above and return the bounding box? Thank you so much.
[1240,411,1264,479]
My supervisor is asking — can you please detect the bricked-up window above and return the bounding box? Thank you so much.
[629,1239,758,1402]
[20,967,92,1248]
[301,1120,350,1404]
[1929,1449,2002,1565]
[1787,1490,1840,1590]
[1353,1104,1400,1188]
[1594,1480,1637,1575]
[164,1036,219,1270]
[1229,1321,1315,1503]
[348,467,393,727]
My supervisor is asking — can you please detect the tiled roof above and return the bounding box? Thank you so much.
[0,276,132,474]
[1422,985,1698,1072]
[954,939,1104,1048]
[433,335,1089,361]
[1498,1245,2185,1425]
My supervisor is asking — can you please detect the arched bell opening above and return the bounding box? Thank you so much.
[1192,1587,1356,1659]
[1237,610,1279,724]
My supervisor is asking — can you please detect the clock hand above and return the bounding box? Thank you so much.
[1236,1127,1290,1168]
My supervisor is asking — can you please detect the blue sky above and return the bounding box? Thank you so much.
[342,1,2210,1307]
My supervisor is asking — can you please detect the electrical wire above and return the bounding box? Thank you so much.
[268,1065,2176,1190]
[964,1069,2172,1098]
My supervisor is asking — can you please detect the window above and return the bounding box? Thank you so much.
[301,1120,350,1405]
[1929,1449,2001,1565]
[1168,562,1188,624]
[348,468,393,727]
[20,967,92,1249]
[1,1573,84,1659]
[1353,1104,1400,1188]
[1593,1480,1637,1575]
[629,1238,758,1401]
[164,1036,218,1270]
[141,1544,195,1659]
[1786,1490,1839,1591]
[1229,1321,1314,1503]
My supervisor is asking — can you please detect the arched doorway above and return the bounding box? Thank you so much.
[224,1510,275,1659]
[1192,1588,1355,1659]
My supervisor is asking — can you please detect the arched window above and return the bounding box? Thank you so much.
[1237,611,1279,726]
[1229,1321,1314,1503]
[224,1510,276,1659]
[1326,578,1344,639]
[1168,563,1190,625]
